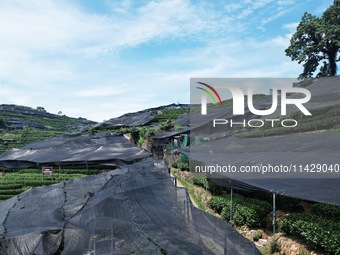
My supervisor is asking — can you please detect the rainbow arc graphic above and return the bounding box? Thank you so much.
[196,82,223,106]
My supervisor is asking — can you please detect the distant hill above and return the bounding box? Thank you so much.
[0,104,96,154]
[0,104,96,132]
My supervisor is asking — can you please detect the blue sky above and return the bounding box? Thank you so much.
[0,0,333,122]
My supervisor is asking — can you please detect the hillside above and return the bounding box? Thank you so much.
[0,104,96,131]
[0,82,339,254]
[0,104,96,154]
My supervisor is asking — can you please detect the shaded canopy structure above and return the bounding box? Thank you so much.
[94,103,190,129]
[189,76,340,139]
[183,132,340,206]
[183,77,340,206]
[0,159,260,255]
[95,111,156,128]
[0,133,151,168]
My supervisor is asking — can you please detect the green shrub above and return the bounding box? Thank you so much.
[281,213,340,254]
[174,125,184,131]
[232,197,270,227]
[237,190,303,212]
[172,161,179,168]
[158,119,174,131]
[192,176,208,189]
[0,195,15,201]
[138,127,155,140]
[253,231,262,242]
[0,184,23,190]
[0,188,27,195]
[129,127,139,143]
[232,204,264,227]
[310,203,340,221]
[137,136,144,147]
[211,193,271,227]
[269,240,280,254]
[179,162,189,170]
[209,196,229,213]
[192,177,223,194]
[221,206,231,221]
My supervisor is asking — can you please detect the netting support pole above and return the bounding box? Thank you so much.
[230,188,233,222]
[272,193,276,235]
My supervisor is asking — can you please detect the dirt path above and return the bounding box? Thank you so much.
[170,173,199,208]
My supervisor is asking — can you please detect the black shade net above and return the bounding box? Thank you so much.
[0,159,260,255]
[184,77,340,206]
[183,132,340,206]
[0,133,151,168]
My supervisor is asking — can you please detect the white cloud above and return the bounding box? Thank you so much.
[75,86,129,97]
[0,0,313,121]
[277,0,295,6]
[282,22,299,33]
[261,10,287,25]
[0,0,219,60]
[147,32,299,81]
[253,0,275,9]
[0,86,33,105]
[106,0,132,14]
[234,0,275,19]
[224,3,243,13]
[0,0,95,53]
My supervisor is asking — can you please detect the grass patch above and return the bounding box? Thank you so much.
[234,106,340,138]
[0,128,66,154]
[0,167,104,201]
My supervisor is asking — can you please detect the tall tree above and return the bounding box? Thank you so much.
[285,0,340,79]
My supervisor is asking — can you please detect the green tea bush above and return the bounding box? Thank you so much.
[237,190,303,212]
[210,193,271,227]
[209,196,229,213]
[158,119,174,131]
[0,195,15,200]
[192,176,208,189]
[0,184,23,190]
[171,161,179,169]
[231,201,271,227]
[192,177,223,194]
[0,188,26,195]
[221,207,231,221]
[281,213,340,255]
[310,203,340,221]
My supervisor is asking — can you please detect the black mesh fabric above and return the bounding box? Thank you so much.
[95,111,156,128]
[185,77,340,206]
[0,159,260,254]
[189,77,340,139]
[0,133,151,168]
[93,103,190,129]
[184,132,340,206]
